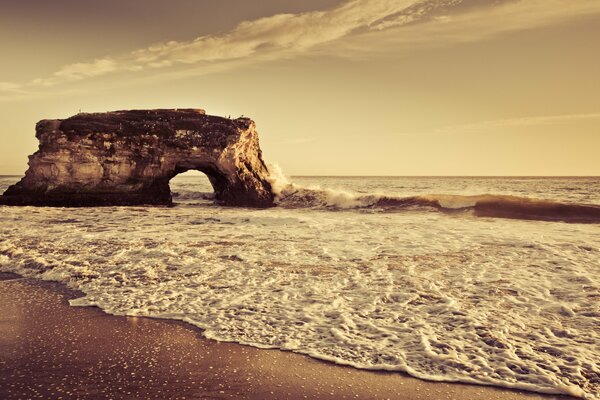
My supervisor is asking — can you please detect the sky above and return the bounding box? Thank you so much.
[1,0,599,176]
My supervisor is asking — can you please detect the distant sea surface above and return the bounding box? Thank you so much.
[1,175,599,399]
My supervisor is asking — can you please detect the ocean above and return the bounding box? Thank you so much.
[1,173,598,399]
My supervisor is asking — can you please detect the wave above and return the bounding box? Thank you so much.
[266,165,600,223]
[172,190,215,201]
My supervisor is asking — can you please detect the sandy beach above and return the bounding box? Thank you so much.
[0,272,575,400]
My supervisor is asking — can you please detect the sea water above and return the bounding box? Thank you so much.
[0,174,598,398]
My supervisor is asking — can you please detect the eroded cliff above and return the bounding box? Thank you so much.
[0,109,274,207]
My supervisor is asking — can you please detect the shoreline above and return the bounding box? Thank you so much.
[0,272,576,400]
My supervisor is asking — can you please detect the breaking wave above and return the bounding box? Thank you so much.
[267,165,600,223]
[172,190,215,202]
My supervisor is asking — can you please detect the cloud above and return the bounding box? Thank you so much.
[0,82,23,93]
[280,137,317,145]
[2,0,426,96]
[27,58,120,88]
[435,113,600,134]
[54,58,118,80]
[338,0,600,56]
[2,0,600,99]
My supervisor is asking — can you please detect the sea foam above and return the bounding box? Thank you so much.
[0,174,599,398]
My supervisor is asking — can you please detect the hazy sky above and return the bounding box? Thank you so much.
[1,0,599,175]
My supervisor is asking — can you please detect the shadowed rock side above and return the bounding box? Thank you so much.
[0,109,274,207]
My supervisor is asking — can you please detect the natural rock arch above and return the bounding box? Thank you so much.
[0,109,274,207]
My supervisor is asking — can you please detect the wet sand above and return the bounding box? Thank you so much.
[0,272,574,400]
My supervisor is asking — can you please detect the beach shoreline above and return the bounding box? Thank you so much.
[0,272,575,400]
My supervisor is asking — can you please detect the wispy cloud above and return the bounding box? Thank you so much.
[1,0,423,96]
[2,0,599,99]
[339,0,600,55]
[0,82,23,93]
[53,58,119,80]
[279,137,318,145]
[435,113,600,134]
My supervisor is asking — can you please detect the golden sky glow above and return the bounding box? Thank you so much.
[1,0,599,175]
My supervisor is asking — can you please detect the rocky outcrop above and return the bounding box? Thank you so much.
[0,109,274,207]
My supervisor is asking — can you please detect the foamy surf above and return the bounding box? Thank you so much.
[278,188,600,223]
[267,166,600,223]
[1,174,599,399]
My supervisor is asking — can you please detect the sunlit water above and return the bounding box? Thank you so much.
[1,174,599,398]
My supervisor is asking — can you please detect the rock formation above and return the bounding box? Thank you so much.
[0,109,274,207]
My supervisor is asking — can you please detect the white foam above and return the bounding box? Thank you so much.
[1,175,599,399]
[266,166,379,209]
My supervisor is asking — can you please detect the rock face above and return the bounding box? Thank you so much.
[0,109,274,207]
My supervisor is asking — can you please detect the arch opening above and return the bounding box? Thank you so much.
[168,169,219,206]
